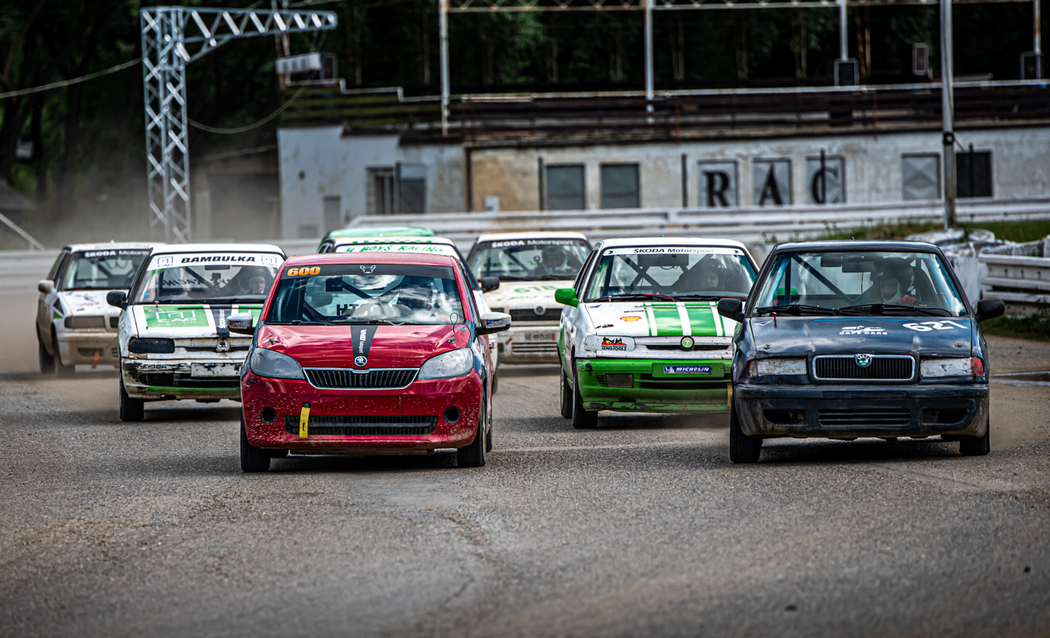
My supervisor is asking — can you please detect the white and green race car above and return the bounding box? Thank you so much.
[555,238,758,428]
[108,243,287,421]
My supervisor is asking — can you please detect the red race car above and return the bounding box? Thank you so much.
[231,252,511,472]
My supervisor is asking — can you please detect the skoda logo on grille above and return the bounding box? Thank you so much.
[534,306,546,316]
[354,355,368,367]
[855,354,873,367]
[216,339,230,353]
[360,265,376,274]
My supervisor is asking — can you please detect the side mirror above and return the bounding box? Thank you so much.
[717,298,745,323]
[106,290,127,309]
[37,280,54,294]
[227,312,255,335]
[974,298,1005,323]
[554,288,578,307]
[479,276,500,293]
[476,312,511,335]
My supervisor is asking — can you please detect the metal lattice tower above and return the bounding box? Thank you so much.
[141,7,336,242]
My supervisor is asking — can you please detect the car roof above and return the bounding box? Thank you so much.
[149,243,286,256]
[475,231,589,243]
[771,240,942,253]
[597,237,751,250]
[322,226,435,240]
[283,251,459,268]
[65,242,159,252]
[331,236,456,247]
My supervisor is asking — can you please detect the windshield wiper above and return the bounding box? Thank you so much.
[754,304,841,316]
[673,294,726,301]
[327,318,403,325]
[838,303,950,316]
[602,293,676,302]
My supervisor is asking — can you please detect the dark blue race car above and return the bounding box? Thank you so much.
[717,240,1005,463]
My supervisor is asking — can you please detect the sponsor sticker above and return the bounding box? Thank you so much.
[663,365,712,374]
[489,239,580,248]
[839,325,888,336]
[81,249,151,258]
[601,337,629,351]
[181,255,257,264]
[621,315,642,322]
[144,306,211,328]
[605,247,743,256]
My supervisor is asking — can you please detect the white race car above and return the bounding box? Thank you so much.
[36,242,157,376]
[466,232,591,365]
[324,235,504,389]
[108,243,287,421]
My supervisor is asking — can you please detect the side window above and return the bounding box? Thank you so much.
[574,250,597,295]
[48,250,69,281]
[460,266,481,319]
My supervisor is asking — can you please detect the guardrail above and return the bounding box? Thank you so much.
[980,254,1050,316]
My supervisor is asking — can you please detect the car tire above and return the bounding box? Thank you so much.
[38,333,55,374]
[53,335,74,378]
[571,368,598,429]
[959,412,990,456]
[491,363,499,395]
[729,403,762,463]
[457,393,487,468]
[240,416,271,472]
[558,371,575,421]
[118,374,144,422]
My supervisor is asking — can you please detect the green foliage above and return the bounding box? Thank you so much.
[980,312,1050,341]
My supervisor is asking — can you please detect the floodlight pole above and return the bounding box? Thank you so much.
[940,0,956,229]
[839,0,848,61]
[644,0,654,111]
[140,6,336,243]
[440,0,450,137]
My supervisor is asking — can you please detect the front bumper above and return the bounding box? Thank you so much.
[56,330,119,365]
[575,358,731,413]
[121,357,245,400]
[734,383,989,438]
[241,369,483,452]
[498,324,560,364]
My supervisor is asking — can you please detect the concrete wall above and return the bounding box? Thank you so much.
[278,125,1050,238]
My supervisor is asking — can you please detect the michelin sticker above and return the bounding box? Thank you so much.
[839,326,888,336]
[663,366,712,374]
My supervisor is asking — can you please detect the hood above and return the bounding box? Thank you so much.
[258,323,466,369]
[131,303,262,339]
[748,316,973,356]
[485,281,572,309]
[59,290,119,316]
[584,301,736,338]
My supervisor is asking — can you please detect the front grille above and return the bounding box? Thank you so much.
[136,372,240,389]
[813,355,914,381]
[644,344,728,351]
[636,374,723,390]
[511,342,558,355]
[183,344,251,352]
[509,308,556,323]
[65,316,105,329]
[818,409,912,427]
[283,415,437,436]
[304,367,418,390]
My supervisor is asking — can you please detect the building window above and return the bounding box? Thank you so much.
[752,159,792,206]
[600,164,640,209]
[956,149,992,198]
[546,165,585,210]
[902,154,940,201]
[397,164,427,214]
[805,155,845,204]
[367,167,395,215]
[698,161,738,207]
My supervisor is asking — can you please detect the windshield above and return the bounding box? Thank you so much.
[470,238,590,281]
[59,249,151,291]
[584,246,756,302]
[751,250,968,316]
[133,252,283,304]
[266,264,466,326]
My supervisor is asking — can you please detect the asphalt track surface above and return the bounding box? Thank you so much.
[1,290,1049,638]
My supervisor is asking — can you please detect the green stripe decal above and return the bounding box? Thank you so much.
[686,304,718,336]
[650,305,684,336]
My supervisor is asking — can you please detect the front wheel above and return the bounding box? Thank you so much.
[240,416,271,472]
[559,370,573,419]
[959,411,990,456]
[38,334,55,374]
[118,373,144,422]
[53,335,74,378]
[729,402,762,463]
[458,392,488,467]
[571,368,598,429]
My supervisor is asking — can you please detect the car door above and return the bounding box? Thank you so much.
[38,248,69,345]
[559,245,599,378]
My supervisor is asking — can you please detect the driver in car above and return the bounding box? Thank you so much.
[860,260,916,305]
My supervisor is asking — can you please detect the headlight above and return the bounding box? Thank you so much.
[920,357,973,378]
[418,348,473,380]
[249,348,305,380]
[752,358,807,376]
[129,338,175,354]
